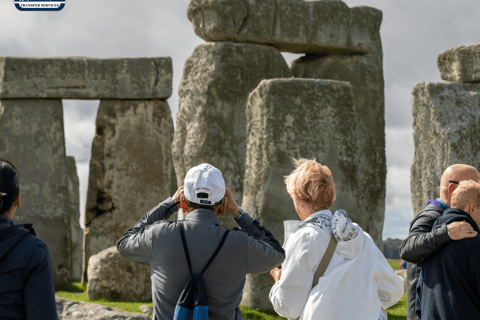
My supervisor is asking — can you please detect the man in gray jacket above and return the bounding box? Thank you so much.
[400,164,480,320]
[117,163,285,320]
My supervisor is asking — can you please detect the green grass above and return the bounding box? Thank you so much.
[55,282,407,320]
[388,258,401,270]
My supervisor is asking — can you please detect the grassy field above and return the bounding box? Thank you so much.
[55,282,407,319]
[387,258,402,270]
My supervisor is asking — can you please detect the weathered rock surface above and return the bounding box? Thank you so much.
[290,32,385,249]
[188,0,382,54]
[0,57,172,99]
[438,44,480,83]
[139,305,153,316]
[241,78,357,309]
[0,99,75,284]
[67,156,83,282]
[411,82,480,214]
[82,99,176,282]
[173,42,292,229]
[87,246,152,301]
[55,297,150,320]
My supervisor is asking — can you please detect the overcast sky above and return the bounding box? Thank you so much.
[1,0,478,240]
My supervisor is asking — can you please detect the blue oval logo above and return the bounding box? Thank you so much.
[14,0,66,11]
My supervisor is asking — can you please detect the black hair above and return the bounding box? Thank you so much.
[0,159,20,216]
[186,192,223,211]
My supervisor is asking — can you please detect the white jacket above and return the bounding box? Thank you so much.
[269,210,404,320]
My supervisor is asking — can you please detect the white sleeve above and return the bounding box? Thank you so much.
[374,246,405,309]
[269,227,329,319]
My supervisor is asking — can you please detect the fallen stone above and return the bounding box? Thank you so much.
[82,99,177,282]
[438,44,480,83]
[66,156,83,282]
[187,0,382,54]
[411,82,480,214]
[289,30,385,249]
[87,246,151,301]
[55,296,150,320]
[0,99,74,284]
[139,305,153,316]
[172,41,291,229]
[0,57,172,99]
[241,78,357,310]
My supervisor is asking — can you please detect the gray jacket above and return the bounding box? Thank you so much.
[117,198,285,320]
[399,203,450,320]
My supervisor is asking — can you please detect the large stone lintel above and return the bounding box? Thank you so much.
[411,82,480,214]
[0,57,172,99]
[438,44,480,83]
[187,0,382,54]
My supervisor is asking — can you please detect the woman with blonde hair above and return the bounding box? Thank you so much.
[269,158,404,320]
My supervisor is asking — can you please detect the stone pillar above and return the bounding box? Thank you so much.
[82,99,176,282]
[411,44,480,215]
[0,99,75,284]
[67,156,83,282]
[410,82,480,214]
[172,41,292,229]
[289,14,385,249]
[241,78,357,309]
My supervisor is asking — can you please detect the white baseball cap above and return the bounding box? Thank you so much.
[184,163,225,205]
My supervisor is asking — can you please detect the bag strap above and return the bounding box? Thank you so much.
[200,229,230,275]
[178,220,230,276]
[178,220,193,274]
[312,232,337,288]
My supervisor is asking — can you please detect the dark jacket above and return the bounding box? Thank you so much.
[415,208,480,319]
[0,215,58,320]
[117,198,285,320]
[400,201,450,320]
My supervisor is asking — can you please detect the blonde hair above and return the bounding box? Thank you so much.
[284,158,336,211]
[451,180,480,211]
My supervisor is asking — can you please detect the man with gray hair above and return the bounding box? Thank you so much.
[117,163,285,320]
[401,164,480,320]
[416,179,480,319]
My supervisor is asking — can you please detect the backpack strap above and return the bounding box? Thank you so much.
[178,220,230,276]
[200,229,230,276]
[178,220,193,275]
[312,231,337,288]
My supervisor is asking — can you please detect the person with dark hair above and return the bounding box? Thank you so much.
[0,159,58,320]
[117,163,285,320]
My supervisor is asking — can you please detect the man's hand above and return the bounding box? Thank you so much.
[448,220,478,240]
[172,187,184,210]
[270,267,282,283]
[224,188,240,217]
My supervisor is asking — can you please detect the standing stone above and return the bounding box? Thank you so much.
[437,44,480,83]
[82,99,176,282]
[411,82,480,214]
[241,78,357,310]
[289,21,385,249]
[0,99,73,284]
[67,156,83,282]
[87,246,151,301]
[172,41,292,229]
[0,57,173,99]
[187,0,381,54]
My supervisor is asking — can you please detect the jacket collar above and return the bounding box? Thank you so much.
[184,208,221,226]
[0,214,15,232]
[306,209,332,221]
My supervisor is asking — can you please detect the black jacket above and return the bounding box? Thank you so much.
[415,208,480,319]
[0,215,58,320]
[400,203,450,320]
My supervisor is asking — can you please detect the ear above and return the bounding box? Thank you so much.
[448,183,457,194]
[15,193,21,208]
